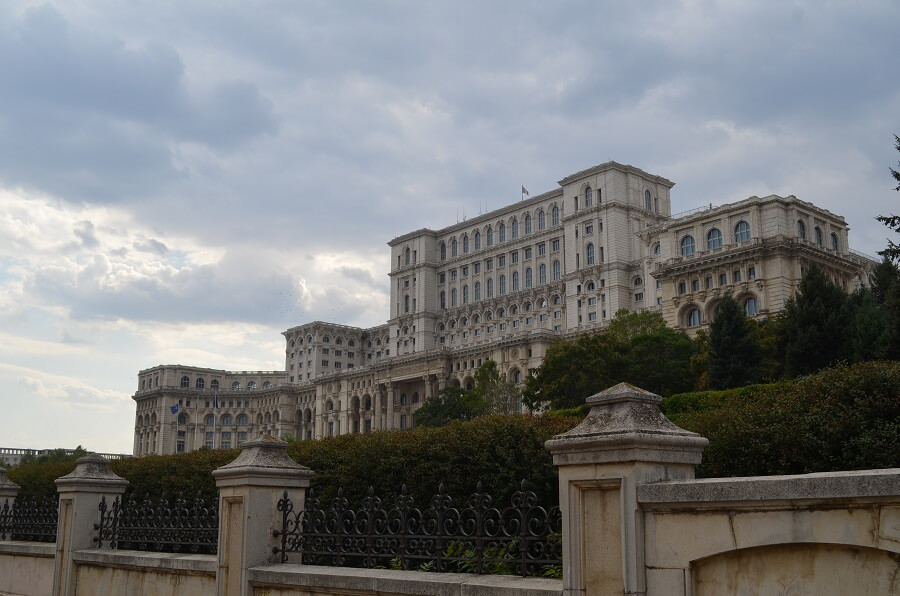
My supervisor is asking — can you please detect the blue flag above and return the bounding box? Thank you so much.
[170,403,179,415]
[214,394,219,409]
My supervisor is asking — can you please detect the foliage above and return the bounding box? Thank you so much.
[624,327,696,396]
[876,135,900,262]
[708,294,760,389]
[689,329,711,390]
[470,360,522,415]
[782,263,851,377]
[665,361,900,478]
[749,315,786,382]
[414,386,488,427]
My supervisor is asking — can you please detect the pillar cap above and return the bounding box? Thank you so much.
[545,382,708,466]
[213,435,313,487]
[55,454,129,492]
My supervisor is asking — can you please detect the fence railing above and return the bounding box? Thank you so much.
[273,481,562,577]
[94,492,218,554]
[0,496,58,542]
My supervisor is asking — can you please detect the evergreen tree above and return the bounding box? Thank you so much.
[625,327,696,396]
[708,294,761,388]
[783,264,851,377]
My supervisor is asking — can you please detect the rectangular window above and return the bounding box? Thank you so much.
[588,297,597,306]
[511,251,519,264]
[554,325,563,331]
[498,255,506,267]
[692,279,699,292]
[748,266,756,279]
[588,312,597,321]
[439,273,446,283]
[487,325,494,333]
[585,224,593,234]
[474,262,480,274]
[335,362,342,368]
[539,313,548,321]
[205,432,214,449]
[720,273,728,286]
[524,247,532,259]
[554,310,562,319]
[512,320,520,328]
[551,239,560,252]
[474,328,480,336]
[500,323,508,330]
[538,243,546,256]
[526,316,534,325]
[462,266,469,276]
[635,293,644,301]
[733,270,742,282]
[705,277,712,289]
[486,258,493,270]
[335,350,341,356]
[679,281,686,294]
[322,360,329,367]
[451,270,458,281]
[322,348,329,355]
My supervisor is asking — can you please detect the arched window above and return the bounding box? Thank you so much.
[552,260,561,281]
[405,247,410,265]
[634,276,643,287]
[451,238,458,257]
[499,307,506,318]
[512,271,519,291]
[814,226,823,246]
[499,275,507,295]
[440,242,446,260]
[653,242,661,255]
[734,221,751,243]
[222,414,233,426]
[687,308,701,327]
[707,228,723,250]
[205,415,215,426]
[486,278,494,297]
[538,210,545,230]
[524,214,532,234]
[645,189,652,210]
[499,223,506,242]
[539,263,547,284]
[525,268,533,288]
[487,226,493,246]
[263,381,271,388]
[462,234,469,253]
[462,284,469,304]
[586,243,595,265]
[195,378,205,389]
[451,288,458,307]
[831,232,839,252]
[511,304,518,315]
[474,281,481,300]
[553,295,561,305]
[585,186,593,207]
[210,380,219,390]
[404,295,410,313]
[474,230,481,250]
[238,414,248,425]
[178,413,187,425]
[681,235,696,256]
[797,220,806,239]
[322,335,330,343]
[744,297,759,316]
[552,205,560,226]
[180,376,190,388]
[511,218,519,239]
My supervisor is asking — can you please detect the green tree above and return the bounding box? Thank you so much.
[689,329,711,390]
[604,308,668,343]
[522,332,624,411]
[414,386,488,427]
[708,294,761,389]
[876,134,900,263]
[625,327,696,396]
[470,360,521,414]
[783,264,851,377]
[750,315,786,382]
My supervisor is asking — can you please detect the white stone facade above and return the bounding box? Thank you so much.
[132,162,875,456]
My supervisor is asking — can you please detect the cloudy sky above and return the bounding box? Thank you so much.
[0,1,897,454]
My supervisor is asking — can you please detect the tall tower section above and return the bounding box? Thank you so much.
[388,229,441,355]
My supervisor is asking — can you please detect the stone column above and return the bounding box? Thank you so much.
[545,383,707,596]
[53,455,129,596]
[0,468,19,502]
[213,435,313,596]
[374,389,383,430]
[385,383,395,430]
[423,375,433,400]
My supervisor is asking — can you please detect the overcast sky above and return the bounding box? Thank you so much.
[0,1,897,454]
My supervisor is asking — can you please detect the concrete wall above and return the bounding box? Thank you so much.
[72,551,216,596]
[0,542,54,596]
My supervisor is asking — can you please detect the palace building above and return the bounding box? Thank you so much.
[132,161,875,456]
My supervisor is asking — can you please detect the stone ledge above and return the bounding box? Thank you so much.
[73,549,217,574]
[0,541,55,557]
[248,564,563,596]
[638,468,900,507]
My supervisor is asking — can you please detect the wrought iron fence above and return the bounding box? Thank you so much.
[273,481,562,577]
[94,492,218,554]
[0,496,58,542]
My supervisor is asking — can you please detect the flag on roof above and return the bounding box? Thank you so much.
[522,185,529,196]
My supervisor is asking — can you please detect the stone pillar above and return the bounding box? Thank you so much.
[53,455,129,596]
[0,468,19,502]
[213,435,313,596]
[385,383,395,430]
[545,383,707,596]
[374,389,383,430]
[423,375,433,400]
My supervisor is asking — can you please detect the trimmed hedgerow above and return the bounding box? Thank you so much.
[664,360,900,478]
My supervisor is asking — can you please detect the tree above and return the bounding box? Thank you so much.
[876,134,900,263]
[470,360,521,414]
[708,294,761,389]
[522,332,625,411]
[414,386,488,427]
[750,315,786,382]
[625,327,696,396]
[783,264,851,377]
[605,308,668,343]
